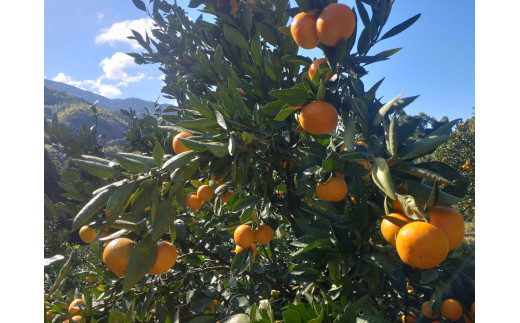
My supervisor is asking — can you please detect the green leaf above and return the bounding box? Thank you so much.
[231,248,251,274]
[394,166,452,186]
[387,112,398,157]
[269,88,313,106]
[371,93,403,128]
[177,118,218,130]
[115,155,151,173]
[282,309,302,323]
[232,195,260,212]
[281,55,312,67]
[356,0,370,27]
[251,33,262,67]
[72,188,112,232]
[420,269,439,284]
[261,101,286,117]
[150,198,176,241]
[406,180,463,205]
[256,22,278,45]
[105,181,138,220]
[215,110,228,130]
[357,24,372,56]
[202,141,229,158]
[123,236,157,292]
[72,159,120,179]
[181,88,215,120]
[132,0,147,11]
[371,158,396,199]
[153,140,164,167]
[228,136,236,155]
[223,24,249,50]
[398,135,451,160]
[343,114,356,152]
[274,106,299,121]
[380,13,421,40]
[115,152,157,168]
[376,47,402,58]
[161,150,198,172]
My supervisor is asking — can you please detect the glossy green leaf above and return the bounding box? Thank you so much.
[161,150,198,172]
[371,158,396,199]
[150,198,176,241]
[123,236,157,293]
[371,93,403,128]
[398,135,451,160]
[231,248,251,274]
[72,188,112,232]
[72,159,120,179]
[115,155,151,173]
[153,140,164,167]
[223,24,249,50]
[380,13,421,40]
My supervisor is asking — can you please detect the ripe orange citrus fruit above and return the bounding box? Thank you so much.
[390,198,404,212]
[79,226,97,244]
[197,185,215,202]
[68,299,85,315]
[395,221,449,269]
[421,301,440,319]
[230,0,238,14]
[316,3,356,47]
[71,316,84,322]
[102,237,136,277]
[254,224,274,244]
[428,206,465,251]
[148,241,178,275]
[235,243,257,259]
[440,299,463,321]
[299,101,338,135]
[316,176,348,202]
[290,12,319,49]
[221,190,234,203]
[234,224,254,248]
[308,58,333,81]
[172,132,193,154]
[186,194,203,211]
[380,213,413,247]
[401,311,416,323]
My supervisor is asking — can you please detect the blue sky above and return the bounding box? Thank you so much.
[44,0,475,121]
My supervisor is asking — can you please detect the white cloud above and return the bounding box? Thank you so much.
[51,52,147,99]
[99,52,145,85]
[97,12,104,24]
[95,18,155,50]
[98,84,121,98]
[52,73,87,90]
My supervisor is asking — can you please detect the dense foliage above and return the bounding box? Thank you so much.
[44,1,475,322]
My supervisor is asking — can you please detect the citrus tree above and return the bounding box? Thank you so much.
[44,0,475,322]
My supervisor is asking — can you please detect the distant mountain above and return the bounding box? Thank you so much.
[44,79,169,113]
[44,86,129,146]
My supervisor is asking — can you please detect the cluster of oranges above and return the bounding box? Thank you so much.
[288,3,356,137]
[381,201,465,269]
[101,238,178,277]
[233,223,274,260]
[290,3,356,49]
[45,298,86,322]
[402,299,475,323]
[172,132,235,209]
